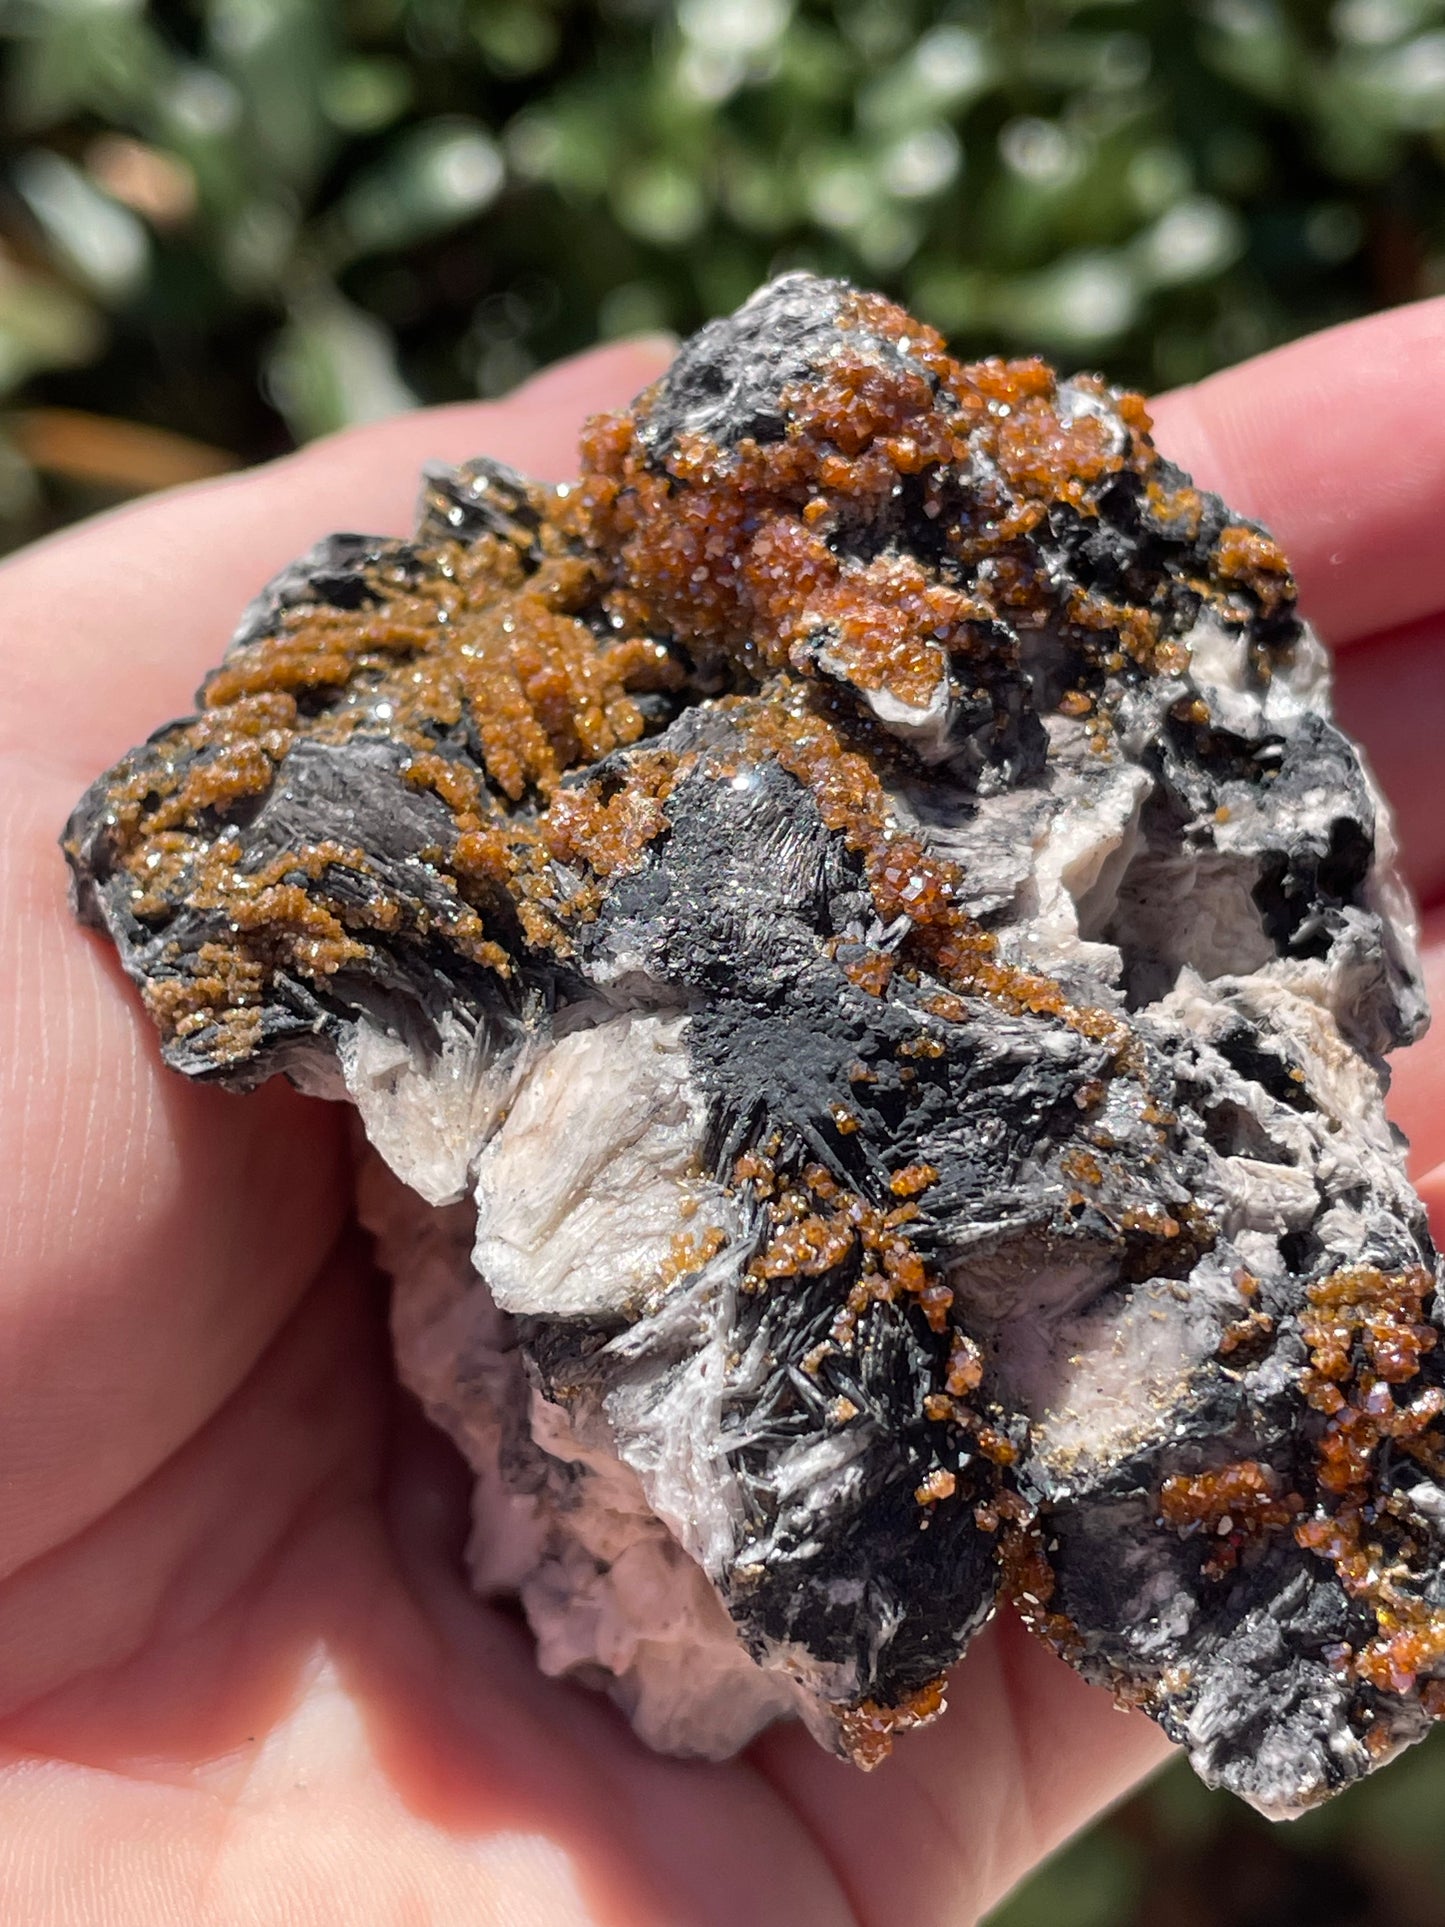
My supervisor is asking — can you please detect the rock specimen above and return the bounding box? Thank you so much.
[65,274,1444,1816]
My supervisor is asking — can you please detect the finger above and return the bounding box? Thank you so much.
[0,1242,381,1715]
[1387,903,1445,1191]
[1332,615,1445,908]
[0,342,673,1577]
[1149,296,1445,648]
[755,1610,1169,1927]
[0,1287,843,1927]
[0,336,674,779]
[0,760,349,1579]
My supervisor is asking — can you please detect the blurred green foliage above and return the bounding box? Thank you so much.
[0,0,1444,545]
[992,1727,1445,1927]
[2,6,1444,1913]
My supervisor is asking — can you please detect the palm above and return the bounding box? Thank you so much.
[2,310,1443,1926]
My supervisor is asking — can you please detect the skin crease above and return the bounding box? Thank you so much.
[0,310,1443,1927]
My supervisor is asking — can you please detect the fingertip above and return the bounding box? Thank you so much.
[1387,904,1445,1184]
[1145,383,1230,501]
[1420,1163,1445,1250]
[479,333,677,481]
[1150,294,1445,491]
[513,332,678,414]
[293,332,677,496]
[1149,295,1445,645]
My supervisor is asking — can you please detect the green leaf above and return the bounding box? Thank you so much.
[321,56,413,133]
[613,157,708,244]
[207,0,338,192]
[991,248,1142,350]
[1131,194,1245,287]
[328,117,504,263]
[0,258,104,394]
[265,287,415,439]
[12,148,149,300]
[983,1823,1143,1927]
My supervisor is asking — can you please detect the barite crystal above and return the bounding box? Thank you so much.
[64,274,1444,1816]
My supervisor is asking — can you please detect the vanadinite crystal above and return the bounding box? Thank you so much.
[65,275,1443,1816]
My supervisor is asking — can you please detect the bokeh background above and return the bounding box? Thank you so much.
[3,0,1444,1917]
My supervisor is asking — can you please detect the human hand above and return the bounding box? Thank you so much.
[1,303,1442,1926]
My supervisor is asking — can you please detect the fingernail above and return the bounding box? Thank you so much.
[617,330,680,359]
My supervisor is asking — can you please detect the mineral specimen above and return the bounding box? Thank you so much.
[65,273,1443,1817]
